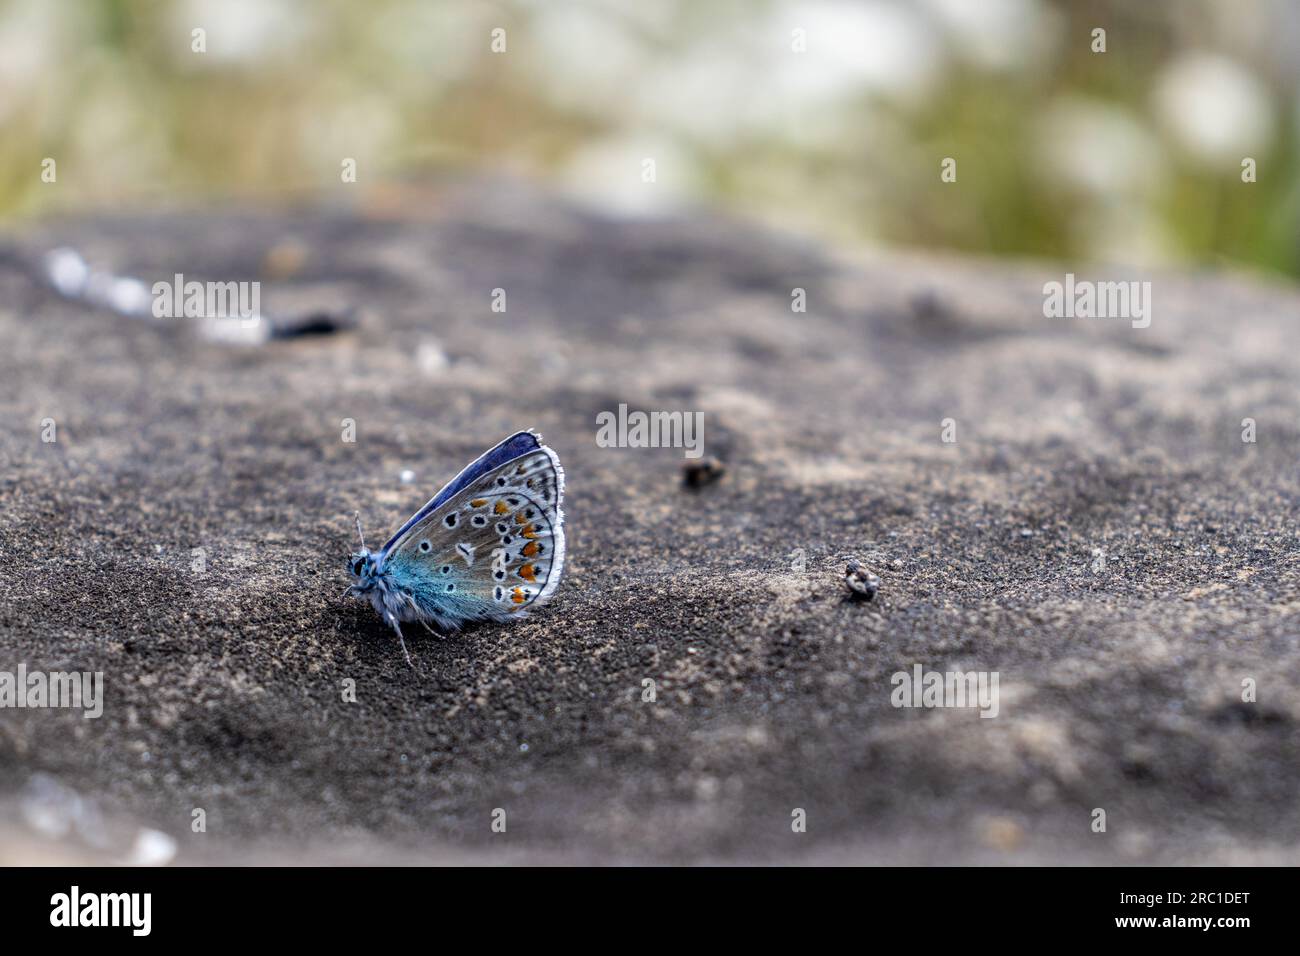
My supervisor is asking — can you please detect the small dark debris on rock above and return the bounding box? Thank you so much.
[843,560,880,601]
[683,457,726,489]
[909,288,951,321]
[270,307,358,339]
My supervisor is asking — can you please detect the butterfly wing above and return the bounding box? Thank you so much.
[379,432,565,629]
[379,430,546,554]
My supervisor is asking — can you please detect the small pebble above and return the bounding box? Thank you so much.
[843,560,880,601]
[909,288,951,322]
[399,469,416,485]
[45,247,89,297]
[977,816,1025,852]
[200,313,271,347]
[682,457,725,489]
[125,828,177,867]
[416,339,449,375]
[262,237,309,280]
[107,277,152,317]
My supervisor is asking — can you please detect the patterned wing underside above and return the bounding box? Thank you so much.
[383,447,565,625]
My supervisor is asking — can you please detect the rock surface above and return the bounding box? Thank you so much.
[1,179,1298,863]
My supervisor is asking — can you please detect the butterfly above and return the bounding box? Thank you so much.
[346,430,566,665]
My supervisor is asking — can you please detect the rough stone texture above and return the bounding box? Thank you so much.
[1,179,1298,864]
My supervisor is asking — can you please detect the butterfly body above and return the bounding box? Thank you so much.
[347,430,566,664]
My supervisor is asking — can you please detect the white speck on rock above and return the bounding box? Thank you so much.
[125,828,177,867]
[45,247,89,298]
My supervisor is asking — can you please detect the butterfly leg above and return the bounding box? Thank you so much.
[384,612,414,667]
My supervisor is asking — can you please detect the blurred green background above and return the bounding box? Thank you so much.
[2,0,1298,276]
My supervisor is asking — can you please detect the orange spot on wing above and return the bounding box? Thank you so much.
[521,541,538,557]
[494,501,509,515]
[521,526,539,539]
[511,587,527,604]
[470,498,487,508]
[518,563,537,582]
[515,512,530,524]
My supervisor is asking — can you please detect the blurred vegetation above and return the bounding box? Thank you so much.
[1,0,1298,276]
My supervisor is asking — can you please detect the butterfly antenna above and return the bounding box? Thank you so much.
[354,511,367,550]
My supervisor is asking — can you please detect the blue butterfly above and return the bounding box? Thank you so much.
[347,430,566,665]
